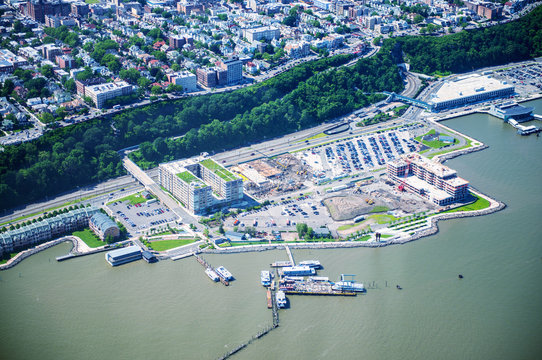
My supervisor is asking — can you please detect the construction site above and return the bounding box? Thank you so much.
[231,154,313,199]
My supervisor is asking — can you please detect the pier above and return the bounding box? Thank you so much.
[193,253,229,286]
[284,245,295,266]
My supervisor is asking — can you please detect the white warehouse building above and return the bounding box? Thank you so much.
[428,74,514,111]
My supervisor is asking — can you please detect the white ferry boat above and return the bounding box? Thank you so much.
[331,274,366,292]
[282,266,315,276]
[205,268,219,282]
[276,290,287,308]
[299,260,322,269]
[215,266,233,281]
[261,271,272,286]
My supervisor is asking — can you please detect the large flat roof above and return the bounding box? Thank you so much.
[429,74,513,105]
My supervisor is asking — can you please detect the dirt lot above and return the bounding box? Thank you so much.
[323,180,436,221]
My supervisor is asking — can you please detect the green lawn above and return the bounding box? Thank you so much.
[200,159,237,181]
[85,0,99,3]
[295,132,328,143]
[176,171,200,184]
[354,235,371,241]
[369,205,389,213]
[110,192,152,205]
[370,214,398,224]
[442,194,491,213]
[381,234,393,239]
[415,129,457,149]
[72,228,103,248]
[149,239,196,251]
[428,138,473,159]
[0,252,19,265]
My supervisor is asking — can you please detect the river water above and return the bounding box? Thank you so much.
[1,99,542,360]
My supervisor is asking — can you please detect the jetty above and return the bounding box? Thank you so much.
[284,245,295,265]
[193,253,229,286]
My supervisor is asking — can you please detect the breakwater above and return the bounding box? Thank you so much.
[0,237,76,271]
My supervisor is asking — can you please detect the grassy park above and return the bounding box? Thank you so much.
[442,194,491,213]
[72,228,103,248]
[149,239,196,251]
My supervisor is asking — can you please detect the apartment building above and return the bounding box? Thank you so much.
[84,81,133,108]
[387,153,469,206]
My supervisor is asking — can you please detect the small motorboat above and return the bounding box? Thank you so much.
[396,285,402,290]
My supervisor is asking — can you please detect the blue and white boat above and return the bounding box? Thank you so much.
[282,266,315,276]
[260,270,272,286]
[331,274,366,292]
[215,266,233,281]
[299,260,322,269]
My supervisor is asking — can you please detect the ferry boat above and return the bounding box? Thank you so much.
[276,290,287,308]
[215,266,233,281]
[331,274,366,292]
[260,270,272,286]
[299,260,322,269]
[282,265,315,276]
[205,268,219,282]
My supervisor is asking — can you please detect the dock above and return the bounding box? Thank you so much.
[281,279,357,296]
[56,246,116,262]
[284,245,295,266]
[194,253,229,286]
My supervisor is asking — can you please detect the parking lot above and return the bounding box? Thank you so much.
[298,125,426,180]
[227,195,333,233]
[107,199,178,234]
[493,62,542,95]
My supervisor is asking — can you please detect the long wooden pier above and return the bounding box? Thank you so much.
[284,245,295,265]
[193,253,229,286]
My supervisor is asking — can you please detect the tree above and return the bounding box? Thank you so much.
[151,85,162,95]
[218,224,225,234]
[40,65,54,78]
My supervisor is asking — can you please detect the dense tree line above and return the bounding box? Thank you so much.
[130,51,402,167]
[396,5,542,74]
[0,55,354,212]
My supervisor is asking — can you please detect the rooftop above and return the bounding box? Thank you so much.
[200,158,238,182]
[429,74,514,104]
[176,170,200,184]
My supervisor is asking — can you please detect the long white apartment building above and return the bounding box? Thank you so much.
[159,156,243,214]
[85,81,133,108]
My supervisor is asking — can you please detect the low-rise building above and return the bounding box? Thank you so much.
[0,49,27,73]
[89,213,120,240]
[0,207,100,254]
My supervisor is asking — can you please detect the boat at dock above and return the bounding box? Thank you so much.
[271,261,292,267]
[282,266,316,276]
[299,260,322,269]
[215,266,233,281]
[331,274,366,293]
[205,268,219,282]
[261,270,272,286]
[276,291,287,308]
